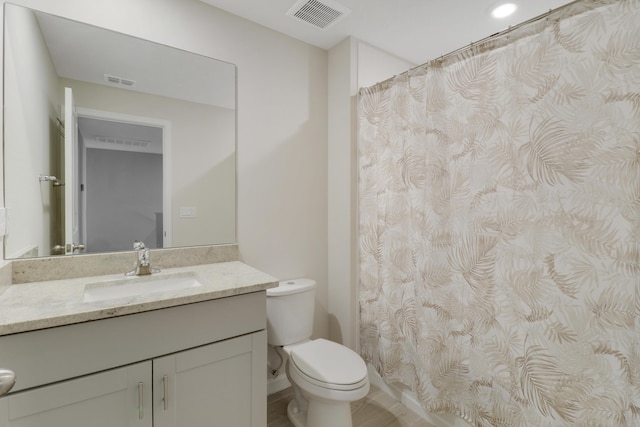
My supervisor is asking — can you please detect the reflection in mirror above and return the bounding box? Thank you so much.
[3,3,237,259]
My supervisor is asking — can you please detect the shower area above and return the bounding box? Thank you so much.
[357,0,639,425]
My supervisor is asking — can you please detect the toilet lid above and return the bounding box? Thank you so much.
[266,278,316,297]
[289,339,367,386]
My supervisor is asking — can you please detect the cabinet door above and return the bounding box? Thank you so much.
[154,330,266,427]
[0,361,152,427]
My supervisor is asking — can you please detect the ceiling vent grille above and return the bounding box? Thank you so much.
[286,0,350,30]
[104,74,136,87]
[96,136,150,148]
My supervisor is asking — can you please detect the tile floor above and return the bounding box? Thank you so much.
[267,385,436,427]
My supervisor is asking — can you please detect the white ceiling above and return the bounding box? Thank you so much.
[32,8,236,109]
[199,0,575,65]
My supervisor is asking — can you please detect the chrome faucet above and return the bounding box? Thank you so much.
[126,241,159,276]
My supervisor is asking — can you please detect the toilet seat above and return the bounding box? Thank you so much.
[288,339,368,391]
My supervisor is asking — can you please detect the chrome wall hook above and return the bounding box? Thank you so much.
[39,175,65,187]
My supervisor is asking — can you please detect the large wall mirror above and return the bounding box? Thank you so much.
[3,3,237,259]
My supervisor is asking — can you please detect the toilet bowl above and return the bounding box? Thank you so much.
[284,339,369,427]
[266,279,370,427]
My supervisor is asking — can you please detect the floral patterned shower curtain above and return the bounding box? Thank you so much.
[358,0,639,425]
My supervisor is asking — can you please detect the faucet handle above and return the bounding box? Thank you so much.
[126,240,158,276]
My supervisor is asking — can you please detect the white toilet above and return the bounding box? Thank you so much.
[266,278,370,427]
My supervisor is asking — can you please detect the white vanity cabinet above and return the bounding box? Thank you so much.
[0,362,153,427]
[0,292,267,427]
[153,332,265,427]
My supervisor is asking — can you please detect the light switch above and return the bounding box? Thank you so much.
[179,206,197,218]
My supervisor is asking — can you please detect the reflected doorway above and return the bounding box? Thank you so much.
[75,109,172,253]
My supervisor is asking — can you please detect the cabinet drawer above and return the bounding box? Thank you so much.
[0,292,265,393]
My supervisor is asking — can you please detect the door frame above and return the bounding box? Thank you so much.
[74,107,173,248]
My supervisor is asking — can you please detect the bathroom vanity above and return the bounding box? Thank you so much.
[0,260,277,427]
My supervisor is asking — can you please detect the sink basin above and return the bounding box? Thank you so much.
[83,272,205,303]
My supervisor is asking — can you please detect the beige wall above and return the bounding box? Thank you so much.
[327,38,358,349]
[357,41,415,89]
[0,0,329,338]
[3,4,59,259]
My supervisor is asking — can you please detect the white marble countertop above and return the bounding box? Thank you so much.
[0,261,277,336]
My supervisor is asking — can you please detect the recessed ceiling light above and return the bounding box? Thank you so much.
[491,3,517,18]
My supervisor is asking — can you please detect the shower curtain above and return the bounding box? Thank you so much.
[358,0,639,425]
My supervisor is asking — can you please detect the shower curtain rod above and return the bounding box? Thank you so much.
[367,0,588,90]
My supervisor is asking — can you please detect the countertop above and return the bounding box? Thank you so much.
[0,261,278,336]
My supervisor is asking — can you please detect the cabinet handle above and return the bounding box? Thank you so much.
[0,370,16,396]
[137,382,144,420]
[163,374,169,410]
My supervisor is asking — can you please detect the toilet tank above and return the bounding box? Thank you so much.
[266,278,316,346]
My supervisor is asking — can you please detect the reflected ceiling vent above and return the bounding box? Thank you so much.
[104,74,136,87]
[286,0,351,30]
[96,136,151,148]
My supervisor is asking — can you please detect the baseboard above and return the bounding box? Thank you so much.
[367,365,472,427]
[267,373,291,395]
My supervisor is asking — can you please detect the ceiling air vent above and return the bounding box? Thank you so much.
[96,136,150,149]
[104,74,136,88]
[286,0,351,30]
